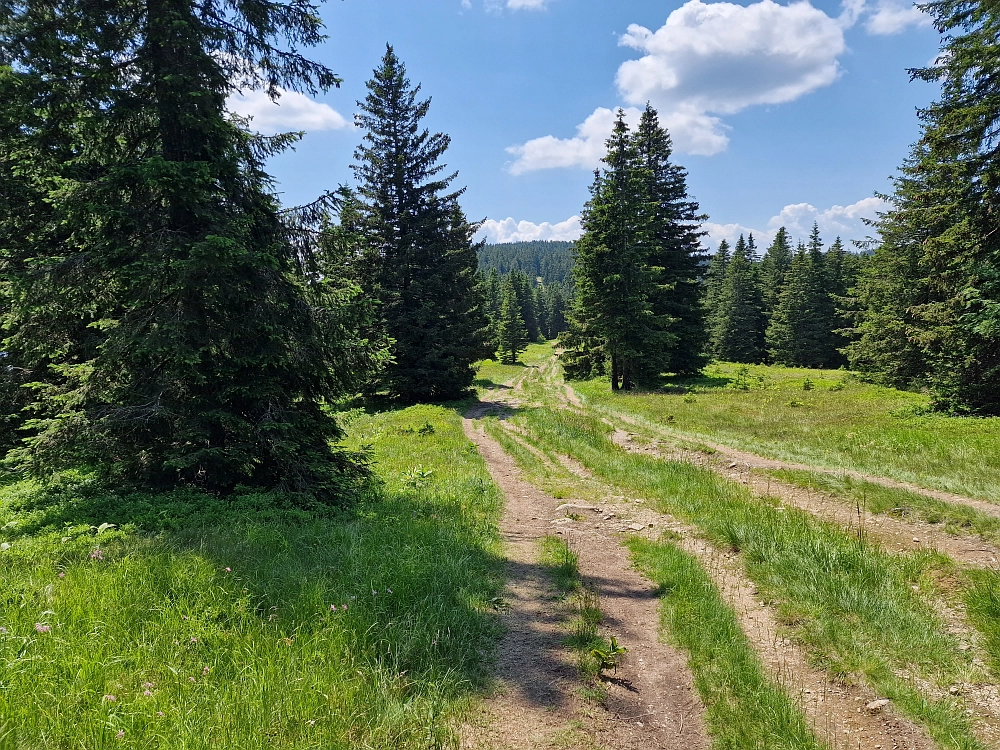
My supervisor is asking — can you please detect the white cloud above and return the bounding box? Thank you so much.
[616,0,847,153]
[506,107,641,174]
[477,216,583,243]
[865,0,930,34]
[507,0,547,8]
[227,88,349,135]
[702,196,889,251]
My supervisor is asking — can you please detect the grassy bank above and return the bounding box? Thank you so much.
[505,405,985,749]
[0,404,504,749]
[574,361,1000,503]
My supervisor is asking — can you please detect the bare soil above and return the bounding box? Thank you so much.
[461,403,709,750]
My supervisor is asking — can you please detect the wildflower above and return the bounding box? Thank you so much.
[116,730,125,739]
[0,627,7,634]
[90,549,104,561]
[156,711,165,717]
[188,677,196,683]
[342,604,348,611]
[181,615,188,620]
[202,666,210,676]
[190,637,197,643]
[35,623,51,633]
[386,588,393,594]
[142,682,154,689]
[372,590,377,595]
[224,567,231,573]
[58,572,65,579]
[143,690,153,697]
[103,694,117,702]
[330,604,336,611]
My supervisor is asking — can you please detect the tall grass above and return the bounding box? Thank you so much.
[575,361,1000,502]
[509,406,985,750]
[0,405,504,749]
[770,469,1000,543]
[628,537,825,749]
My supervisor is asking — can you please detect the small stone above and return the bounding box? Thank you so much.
[728,462,738,469]
[556,503,596,512]
[628,523,645,532]
[866,699,891,713]
[949,685,962,695]
[648,523,654,527]
[912,537,920,543]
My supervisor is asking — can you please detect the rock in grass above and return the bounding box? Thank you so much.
[866,699,891,713]
[556,503,597,512]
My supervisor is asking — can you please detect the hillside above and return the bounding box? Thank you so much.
[477,240,575,284]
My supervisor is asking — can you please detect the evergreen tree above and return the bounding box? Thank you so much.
[540,283,569,339]
[352,47,489,402]
[510,270,541,342]
[0,0,372,497]
[634,104,708,375]
[766,229,837,368]
[495,276,528,365]
[703,240,731,343]
[561,112,672,390]
[846,0,1000,413]
[760,227,793,315]
[710,235,766,362]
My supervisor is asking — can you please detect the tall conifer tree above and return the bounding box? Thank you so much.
[0,0,372,496]
[710,235,766,362]
[495,276,529,365]
[634,104,708,375]
[352,47,489,402]
[760,227,792,315]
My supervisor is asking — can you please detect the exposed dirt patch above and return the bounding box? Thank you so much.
[461,404,709,750]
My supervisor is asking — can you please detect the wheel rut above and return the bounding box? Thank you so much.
[461,402,709,750]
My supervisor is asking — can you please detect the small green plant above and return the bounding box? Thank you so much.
[683,394,697,403]
[829,380,845,392]
[418,422,435,435]
[402,465,434,488]
[733,366,752,391]
[787,399,804,408]
[802,377,814,391]
[590,636,628,676]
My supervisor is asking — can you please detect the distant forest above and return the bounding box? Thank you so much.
[477,241,575,284]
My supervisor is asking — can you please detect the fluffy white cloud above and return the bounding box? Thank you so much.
[702,196,889,251]
[865,0,930,34]
[507,0,547,8]
[477,216,583,243]
[227,88,349,135]
[506,107,641,174]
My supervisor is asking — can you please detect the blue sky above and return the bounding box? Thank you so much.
[228,0,942,250]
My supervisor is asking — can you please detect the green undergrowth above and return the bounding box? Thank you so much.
[965,570,1000,675]
[0,404,504,749]
[506,406,986,750]
[575,361,1000,503]
[628,537,824,749]
[537,537,609,693]
[769,469,1000,544]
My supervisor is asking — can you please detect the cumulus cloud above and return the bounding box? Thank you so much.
[506,108,641,175]
[227,88,349,135]
[477,216,583,243]
[702,196,889,251]
[865,0,930,34]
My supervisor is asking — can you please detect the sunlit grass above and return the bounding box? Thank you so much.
[574,361,1000,502]
[507,406,986,750]
[769,468,1000,544]
[474,342,554,394]
[628,537,825,749]
[0,405,504,749]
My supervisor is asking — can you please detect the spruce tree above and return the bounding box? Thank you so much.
[634,104,708,375]
[710,235,766,363]
[495,276,529,365]
[510,270,541,342]
[846,0,1000,412]
[0,0,372,497]
[561,112,672,390]
[352,47,489,402]
[760,227,793,315]
[703,240,731,342]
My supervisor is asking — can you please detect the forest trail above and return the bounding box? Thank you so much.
[460,401,709,750]
[611,429,1000,570]
[598,406,1000,519]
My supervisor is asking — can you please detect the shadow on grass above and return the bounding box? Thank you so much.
[0,468,507,714]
